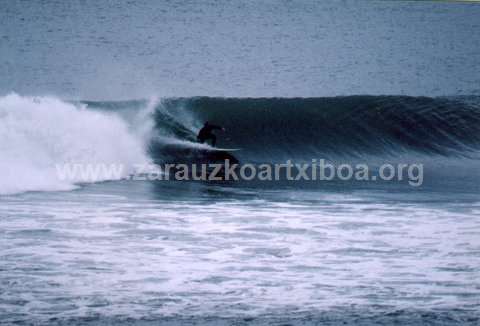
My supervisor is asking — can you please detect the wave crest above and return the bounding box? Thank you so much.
[0,94,149,195]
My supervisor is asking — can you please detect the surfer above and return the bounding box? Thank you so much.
[197,121,225,147]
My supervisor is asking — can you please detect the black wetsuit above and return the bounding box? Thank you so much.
[197,124,222,147]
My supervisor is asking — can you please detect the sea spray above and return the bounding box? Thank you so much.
[0,94,150,194]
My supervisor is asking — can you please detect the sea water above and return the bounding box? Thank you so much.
[1,1,480,325]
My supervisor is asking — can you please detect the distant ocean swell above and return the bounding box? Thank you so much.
[1,93,480,194]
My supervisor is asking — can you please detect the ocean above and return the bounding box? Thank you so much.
[1,1,480,325]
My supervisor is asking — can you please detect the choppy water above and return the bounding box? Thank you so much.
[1,181,480,325]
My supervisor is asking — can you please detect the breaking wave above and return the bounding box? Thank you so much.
[0,94,150,195]
[2,93,480,194]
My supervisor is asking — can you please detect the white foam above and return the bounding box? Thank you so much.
[0,93,150,195]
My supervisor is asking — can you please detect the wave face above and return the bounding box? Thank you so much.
[152,96,480,162]
[0,94,149,195]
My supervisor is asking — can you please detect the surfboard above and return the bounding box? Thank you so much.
[201,148,240,164]
[206,148,242,152]
[154,144,240,165]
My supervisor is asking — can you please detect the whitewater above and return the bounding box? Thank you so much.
[0,94,152,194]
